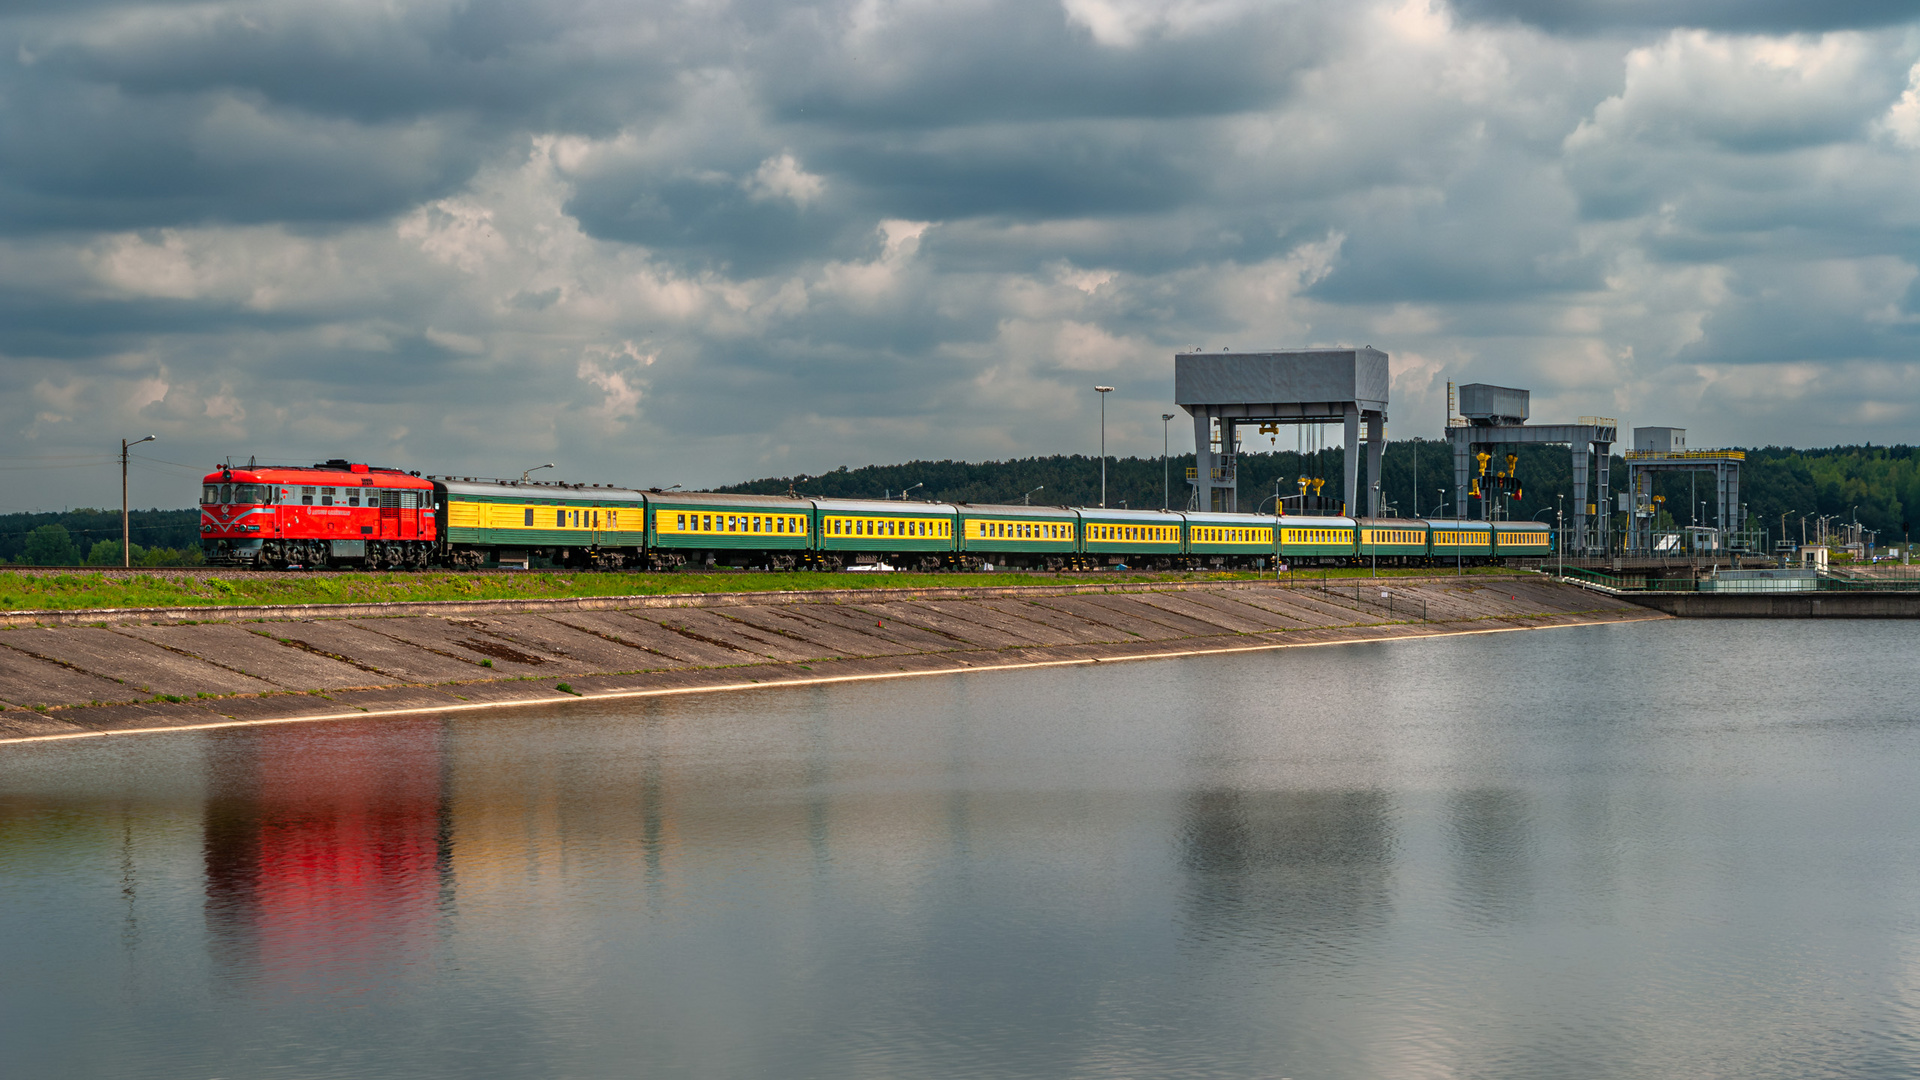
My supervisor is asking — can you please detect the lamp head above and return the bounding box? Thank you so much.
[1094,385,1114,393]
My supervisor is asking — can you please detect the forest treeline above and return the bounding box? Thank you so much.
[0,509,204,566]
[720,442,1920,546]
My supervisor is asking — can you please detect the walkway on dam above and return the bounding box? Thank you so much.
[0,577,1655,743]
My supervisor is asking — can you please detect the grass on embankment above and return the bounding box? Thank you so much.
[0,565,1516,613]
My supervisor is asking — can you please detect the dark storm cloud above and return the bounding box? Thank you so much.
[563,171,868,277]
[1453,0,1920,34]
[0,0,712,232]
[751,0,1326,128]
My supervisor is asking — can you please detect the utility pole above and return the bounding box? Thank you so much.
[1095,386,1114,508]
[1161,413,1175,511]
[121,435,156,567]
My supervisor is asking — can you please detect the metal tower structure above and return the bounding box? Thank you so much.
[1445,384,1616,555]
[1624,427,1746,553]
[1173,348,1389,516]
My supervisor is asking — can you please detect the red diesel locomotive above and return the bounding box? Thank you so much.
[201,459,436,568]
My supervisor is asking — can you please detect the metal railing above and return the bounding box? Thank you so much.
[1622,449,1746,461]
[1555,565,1920,594]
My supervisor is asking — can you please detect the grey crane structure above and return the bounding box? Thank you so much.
[1173,348,1389,516]
[1446,383,1616,556]
[1623,427,1745,554]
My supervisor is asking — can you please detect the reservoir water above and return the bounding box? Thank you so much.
[4,619,1920,1079]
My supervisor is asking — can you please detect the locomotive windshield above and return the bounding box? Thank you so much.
[202,484,270,504]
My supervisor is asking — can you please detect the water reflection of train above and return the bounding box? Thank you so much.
[202,723,449,989]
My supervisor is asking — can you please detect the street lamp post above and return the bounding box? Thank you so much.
[1161,413,1175,511]
[1094,386,1115,508]
[1023,485,1044,505]
[121,435,156,567]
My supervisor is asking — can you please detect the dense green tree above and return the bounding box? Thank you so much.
[21,524,81,566]
[85,539,147,565]
[0,508,199,564]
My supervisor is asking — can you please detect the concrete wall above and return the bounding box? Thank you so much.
[1622,592,1920,617]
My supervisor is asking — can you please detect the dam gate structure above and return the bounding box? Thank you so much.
[1446,383,1616,556]
[1173,348,1390,516]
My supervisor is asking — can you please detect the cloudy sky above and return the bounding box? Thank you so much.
[5,0,1920,510]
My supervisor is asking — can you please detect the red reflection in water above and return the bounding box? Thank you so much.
[204,722,448,996]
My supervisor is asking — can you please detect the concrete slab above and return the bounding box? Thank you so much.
[55,700,226,732]
[714,607,880,659]
[0,710,93,739]
[347,617,565,676]
[113,623,385,690]
[1073,595,1238,637]
[446,615,660,674]
[437,681,584,707]
[1159,591,1299,632]
[549,612,736,667]
[0,640,141,708]
[632,609,809,662]
[1199,591,1328,628]
[325,686,478,713]
[197,692,395,723]
[845,603,981,648]
[974,600,1125,644]
[1232,589,1376,626]
[1028,597,1183,639]
[1101,594,1247,635]
[266,621,482,683]
[2,626,276,697]
[781,604,959,654]
[888,600,1061,646]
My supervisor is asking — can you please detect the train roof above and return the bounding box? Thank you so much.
[811,497,960,514]
[1418,518,1493,530]
[1275,513,1357,527]
[1355,516,1430,526]
[204,463,430,487]
[1492,520,1551,530]
[1075,506,1187,522]
[645,490,810,509]
[434,477,647,502]
[953,503,1077,518]
[1186,511,1287,526]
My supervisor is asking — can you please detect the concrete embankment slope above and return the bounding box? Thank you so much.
[0,577,1657,744]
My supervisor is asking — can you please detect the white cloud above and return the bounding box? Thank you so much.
[744,153,826,206]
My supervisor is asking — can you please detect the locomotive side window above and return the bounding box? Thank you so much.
[320,486,335,506]
[301,486,315,505]
[557,509,566,528]
[525,508,535,527]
